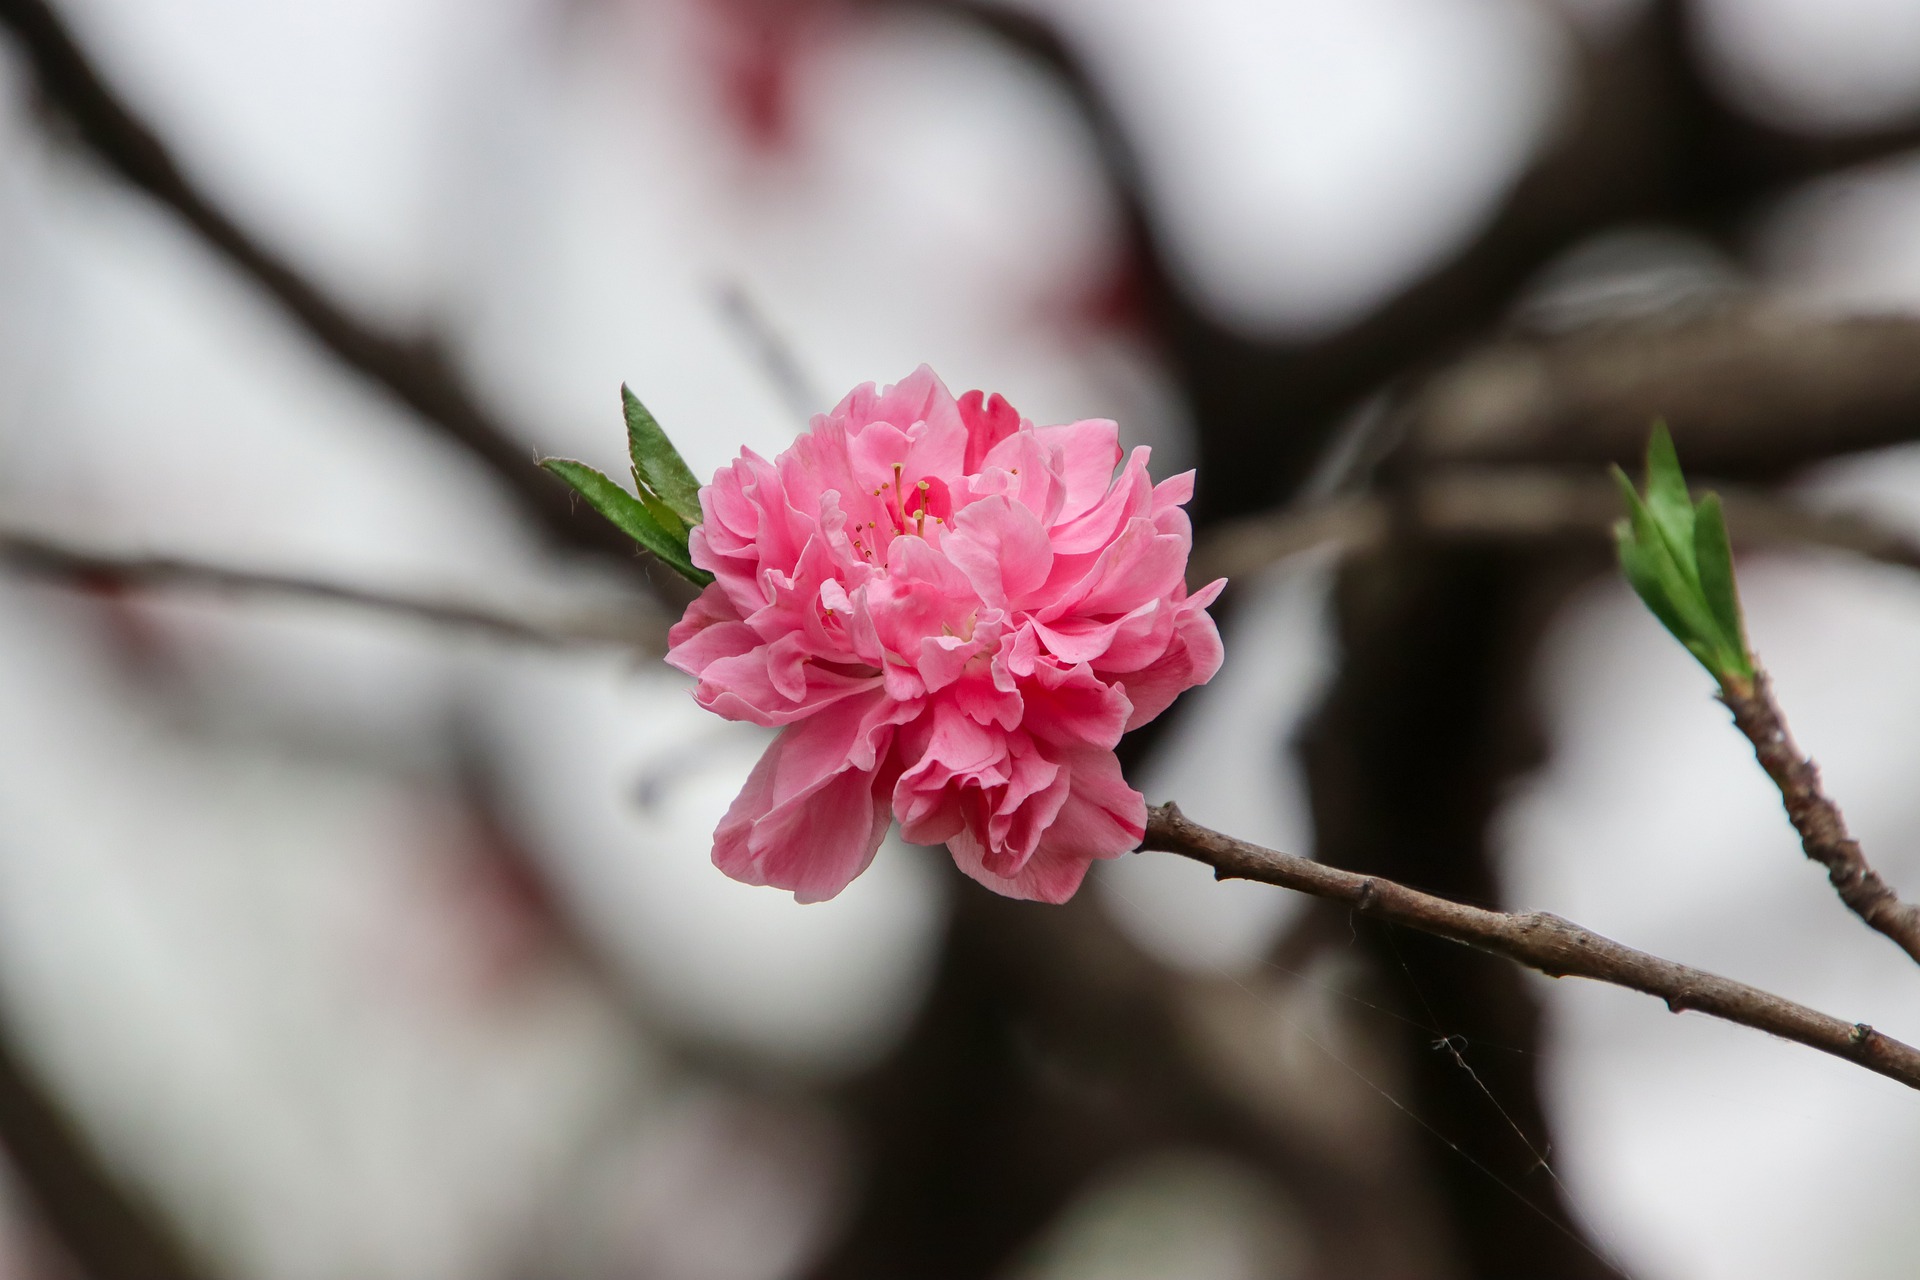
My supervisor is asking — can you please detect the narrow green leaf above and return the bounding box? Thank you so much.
[1616,467,1723,659]
[1692,493,1753,678]
[1641,422,1700,593]
[1613,469,1678,631]
[1643,423,1691,538]
[1617,527,1691,643]
[541,457,712,585]
[1616,490,1692,640]
[622,386,704,527]
[1614,426,1761,686]
[632,466,690,540]
[1682,636,1723,674]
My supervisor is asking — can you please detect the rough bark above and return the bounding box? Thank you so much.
[1722,672,1920,967]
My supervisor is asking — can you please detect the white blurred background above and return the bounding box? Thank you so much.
[2,1,1919,1278]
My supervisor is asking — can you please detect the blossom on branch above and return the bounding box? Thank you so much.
[666,368,1225,902]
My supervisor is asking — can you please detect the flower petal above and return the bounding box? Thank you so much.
[1035,418,1122,523]
[1117,581,1226,730]
[945,748,1142,903]
[945,495,1054,610]
[711,690,914,902]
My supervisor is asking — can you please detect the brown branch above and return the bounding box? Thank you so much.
[1407,307,1920,477]
[0,526,669,654]
[1140,803,1920,1092]
[0,0,694,596]
[16,463,1912,670]
[0,1014,212,1280]
[1191,468,1920,586]
[930,1,1920,529]
[1720,670,1920,967]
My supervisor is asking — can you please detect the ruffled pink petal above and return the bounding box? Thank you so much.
[1116,580,1226,730]
[870,364,966,435]
[944,495,1054,610]
[891,705,1002,845]
[865,534,977,660]
[1019,659,1132,751]
[1046,445,1154,556]
[1149,469,1195,513]
[971,430,1066,528]
[902,415,969,495]
[1035,746,1148,862]
[914,609,1003,694]
[1035,419,1123,523]
[1085,601,1178,674]
[711,690,915,903]
[694,647,882,727]
[958,389,1024,472]
[666,584,750,668]
[976,738,1068,871]
[1030,598,1158,666]
[945,748,1141,902]
[1042,516,1188,622]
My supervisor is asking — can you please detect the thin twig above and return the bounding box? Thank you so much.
[1139,803,1920,1092]
[0,0,686,587]
[1720,670,1920,967]
[714,280,826,422]
[0,526,669,654]
[1190,469,1920,587]
[10,466,1911,669]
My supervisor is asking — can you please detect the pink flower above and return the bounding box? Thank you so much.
[666,367,1225,903]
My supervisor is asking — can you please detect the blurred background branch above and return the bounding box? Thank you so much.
[6,0,1920,1278]
[0,1026,210,1280]
[0,524,669,652]
[0,0,696,596]
[1193,468,1920,586]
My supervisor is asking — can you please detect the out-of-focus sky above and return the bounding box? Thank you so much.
[2,1,1920,1278]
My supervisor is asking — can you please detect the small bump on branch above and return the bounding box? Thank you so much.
[1719,672,1920,967]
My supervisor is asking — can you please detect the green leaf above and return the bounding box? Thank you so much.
[1692,493,1752,678]
[622,386,704,527]
[632,467,690,540]
[1642,423,1692,540]
[541,457,712,585]
[1616,473,1702,642]
[1639,423,1701,596]
[1617,527,1688,643]
[1614,472,1681,635]
[1612,426,1754,686]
